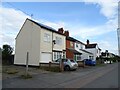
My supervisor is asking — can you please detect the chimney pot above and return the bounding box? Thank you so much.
[58,28,64,34]
[87,39,89,45]
[64,31,69,37]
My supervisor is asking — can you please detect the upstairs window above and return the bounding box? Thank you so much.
[44,33,50,43]
[76,43,78,48]
[81,44,83,49]
[56,37,62,45]
[70,42,73,48]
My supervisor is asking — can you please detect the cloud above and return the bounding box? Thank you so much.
[39,20,66,30]
[0,7,30,50]
[1,1,118,55]
[0,7,66,51]
[68,0,118,54]
[68,16,117,38]
[82,0,118,19]
[98,40,118,54]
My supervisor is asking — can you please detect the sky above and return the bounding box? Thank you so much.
[0,0,119,55]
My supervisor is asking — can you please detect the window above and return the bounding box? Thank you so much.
[81,44,83,49]
[54,52,56,60]
[44,33,50,42]
[76,43,78,48]
[70,42,73,48]
[53,52,62,61]
[89,56,94,60]
[74,54,81,61]
[76,55,81,60]
[56,37,62,45]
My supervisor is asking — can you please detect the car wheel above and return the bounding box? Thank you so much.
[64,66,70,71]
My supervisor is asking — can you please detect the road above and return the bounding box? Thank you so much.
[2,63,119,88]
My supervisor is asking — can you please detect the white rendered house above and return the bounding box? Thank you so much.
[14,18,66,66]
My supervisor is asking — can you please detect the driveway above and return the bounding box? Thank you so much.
[2,63,118,88]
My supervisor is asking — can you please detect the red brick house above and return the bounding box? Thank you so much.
[58,28,82,60]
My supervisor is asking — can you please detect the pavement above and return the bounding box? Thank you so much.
[2,63,119,88]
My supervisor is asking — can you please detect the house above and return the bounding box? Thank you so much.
[85,40,101,60]
[14,18,66,66]
[101,50,115,59]
[58,28,93,61]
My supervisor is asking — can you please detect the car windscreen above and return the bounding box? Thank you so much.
[70,59,75,62]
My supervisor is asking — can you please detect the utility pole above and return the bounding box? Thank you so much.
[117,28,120,56]
[118,2,120,56]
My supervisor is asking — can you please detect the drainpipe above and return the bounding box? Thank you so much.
[52,32,53,62]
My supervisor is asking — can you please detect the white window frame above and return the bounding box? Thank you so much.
[70,42,73,47]
[56,37,62,45]
[53,52,62,61]
[44,33,50,43]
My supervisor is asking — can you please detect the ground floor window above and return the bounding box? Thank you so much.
[89,56,94,60]
[63,51,66,59]
[74,54,81,61]
[53,52,62,61]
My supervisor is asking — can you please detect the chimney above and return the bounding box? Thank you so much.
[64,31,69,37]
[87,39,89,45]
[58,28,64,34]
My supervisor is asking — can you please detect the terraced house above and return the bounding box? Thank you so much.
[58,28,94,61]
[14,18,66,66]
[85,40,101,60]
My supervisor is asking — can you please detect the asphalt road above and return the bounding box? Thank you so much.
[2,63,119,88]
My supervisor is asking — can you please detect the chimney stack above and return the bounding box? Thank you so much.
[58,28,64,34]
[64,31,69,37]
[87,39,89,45]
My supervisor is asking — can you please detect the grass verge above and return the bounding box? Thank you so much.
[3,69,19,74]
[21,74,32,79]
[39,66,60,72]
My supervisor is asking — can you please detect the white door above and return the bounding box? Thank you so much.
[40,53,52,63]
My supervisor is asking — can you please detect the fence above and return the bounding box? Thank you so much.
[77,61,85,67]
[40,61,64,72]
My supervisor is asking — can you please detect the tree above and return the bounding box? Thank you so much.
[2,44,13,64]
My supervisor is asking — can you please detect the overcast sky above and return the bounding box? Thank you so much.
[0,0,119,55]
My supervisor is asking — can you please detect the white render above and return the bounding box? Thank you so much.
[74,42,93,61]
[14,18,66,66]
[53,32,66,51]
[14,19,41,66]
[85,44,101,60]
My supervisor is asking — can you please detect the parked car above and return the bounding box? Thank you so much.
[84,59,96,66]
[55,58,78,71]
[104,60,113,64]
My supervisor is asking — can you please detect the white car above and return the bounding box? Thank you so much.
[104,60,113,64]
[55,58,78,71]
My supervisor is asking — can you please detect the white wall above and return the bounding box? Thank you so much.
[81,53,89,60]
[40,28,52,53]
[74,42,84,53]
[85,48,97,60]
[53,32,66,51]
[14,19,41,66]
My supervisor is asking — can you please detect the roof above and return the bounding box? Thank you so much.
[79,49,93,55]
[27,18,65,36]
[85,43,97,48]
[66,37,85,45]
[67,48,82,54]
